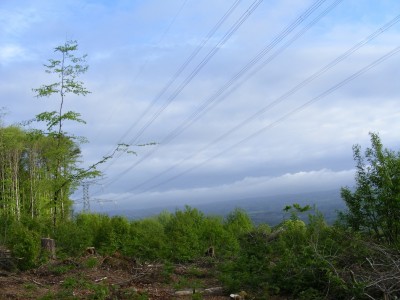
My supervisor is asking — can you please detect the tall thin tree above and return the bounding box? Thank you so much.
[33,40,94,227]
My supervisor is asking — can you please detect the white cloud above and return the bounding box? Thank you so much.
[0,6,42,37]
[0,44,29,63]
[95,168,355,209]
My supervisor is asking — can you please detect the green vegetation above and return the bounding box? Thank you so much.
[1,201,399,299]
[340,132,400,245]
[1,41,399,299]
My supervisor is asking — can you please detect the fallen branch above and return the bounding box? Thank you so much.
[32,279,45,287]
[95,276,107,283]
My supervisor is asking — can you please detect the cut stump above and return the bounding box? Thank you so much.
[41,238,56,260]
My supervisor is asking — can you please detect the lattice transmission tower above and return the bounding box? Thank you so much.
[80,180,116,212]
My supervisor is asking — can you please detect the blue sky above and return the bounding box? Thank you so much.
[1,0,400,210]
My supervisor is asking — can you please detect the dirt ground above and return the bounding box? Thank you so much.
[0,253,232,299]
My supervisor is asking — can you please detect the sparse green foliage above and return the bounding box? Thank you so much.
[283,203,312,221]
[31,40,97,227]
[84,256,100,269]
[33,40,90,101]
[59,275,109,299]
[340,132,400,244]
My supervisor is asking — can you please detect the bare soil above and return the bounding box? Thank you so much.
[0,253,232,299]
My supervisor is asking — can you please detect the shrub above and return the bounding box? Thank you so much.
[128,218,168,260]
[201,215,240,257]
[219,212,365,299]
[164,206,205,261]
[224,208,253,238]
[54,220,93,256]
[20,215,53,237]
[110,215,131,253]
[6,222,40,270]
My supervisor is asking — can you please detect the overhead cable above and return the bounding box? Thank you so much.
[124,45,400,197]
[123,13,400,194]
[99,0,243,173]
[126,0,264,146]
[93,0,190,155]
[101,0,330,188]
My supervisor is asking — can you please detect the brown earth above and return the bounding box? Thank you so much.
[0,253,233,299]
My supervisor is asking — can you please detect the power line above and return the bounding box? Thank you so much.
[99,0,244,173]
[100,0,330,189]
[117,0,243,144]
[121,13,400,194]
[79,1,192,198]
[160,0,342,145]
[95,0,266,189]
[95,0,191,161]
[119,45,400,199]
[158,0,189,43]
[126,0,263,146]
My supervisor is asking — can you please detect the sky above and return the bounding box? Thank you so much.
[1,0,400,211]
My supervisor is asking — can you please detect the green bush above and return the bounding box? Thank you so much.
[54,220,93,256]
[219,212,367,299]
[20,215,53,237]
[128,218,168,260]
[7,222,40,270]
[224,208,253,238]
[220,225,273,294]
[110,215,131,252]
[164,206,205,261]
[74,213,120,255]
[0,213,13,245]
[82,214,117,255]
[201,215,239,257]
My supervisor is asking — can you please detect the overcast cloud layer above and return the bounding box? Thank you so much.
[1,0,400,210]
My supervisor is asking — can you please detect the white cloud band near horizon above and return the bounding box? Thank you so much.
[88,168,355,210]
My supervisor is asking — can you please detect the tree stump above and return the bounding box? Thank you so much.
[86,247,96,255]
[0,245,15,271]
[205,246,215,258]
[41,238,56,260]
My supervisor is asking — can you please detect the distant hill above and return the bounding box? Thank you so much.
[102,189,346,226]
[194,189,346,225]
